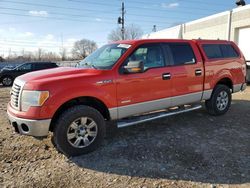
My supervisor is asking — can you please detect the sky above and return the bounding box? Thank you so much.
[0,0,248,57]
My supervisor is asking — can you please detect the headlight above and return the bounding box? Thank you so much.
[21,90,49,111]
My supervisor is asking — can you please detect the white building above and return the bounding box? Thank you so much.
[143,5,250,61]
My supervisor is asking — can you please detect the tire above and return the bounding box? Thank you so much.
[53,105,106,156]
[205,84,231,116]
[2,76,13,86]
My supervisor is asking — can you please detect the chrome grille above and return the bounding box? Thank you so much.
[11,83,21,110]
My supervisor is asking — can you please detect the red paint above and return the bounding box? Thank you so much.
[7,39,246,120]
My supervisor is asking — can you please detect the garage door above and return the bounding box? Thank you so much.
[238,27,250,61]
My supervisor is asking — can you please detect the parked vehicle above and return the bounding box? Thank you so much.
[1,64,18,71]
[0,62,58,86]
[7,39,247,156]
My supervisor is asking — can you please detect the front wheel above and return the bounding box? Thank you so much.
[53,105,106,156]
[2,76,13,86]
[205,84,231,116]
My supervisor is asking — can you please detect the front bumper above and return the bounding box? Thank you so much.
[241,83,247,91]
[233,83,247,93]
[7,110,51,137]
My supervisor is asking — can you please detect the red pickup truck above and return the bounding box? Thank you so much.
[7,39,247,156]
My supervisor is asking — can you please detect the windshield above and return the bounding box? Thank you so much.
[77,43,131,70]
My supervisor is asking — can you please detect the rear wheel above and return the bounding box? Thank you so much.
[53,105,106,156]
[205,84,231,116]
[2,76,13,86]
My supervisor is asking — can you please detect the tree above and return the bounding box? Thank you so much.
[0,56,4,62]
[71,39,97,59]
[37,48,43,61]
[108,24,143,42]
[59,47,67,61]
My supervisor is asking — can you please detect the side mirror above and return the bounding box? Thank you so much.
[123,61,144,74]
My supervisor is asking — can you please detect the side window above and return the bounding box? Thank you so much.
[202,44,223,59]
[168,43,196,65]
[19,63,32,71]
[126,44,165,70]
[202,44,239,59]
[220,44,239,58]
[34,64,46,70]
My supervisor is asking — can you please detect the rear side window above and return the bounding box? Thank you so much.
[202,44,239,59]
[220,44,239,58]
[202,44,222,59]
[168,43,196,66]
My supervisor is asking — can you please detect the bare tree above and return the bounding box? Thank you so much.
[59,47,67,61]
[71,39,97,59]
[0,56,4,62]
[37,48,43,61]
[108,24,143,42]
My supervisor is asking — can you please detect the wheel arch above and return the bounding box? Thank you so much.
[49,96,110,132]
[214,77,233,91]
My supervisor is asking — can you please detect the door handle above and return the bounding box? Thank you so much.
[195,69,202,76]
[162,73,171,80]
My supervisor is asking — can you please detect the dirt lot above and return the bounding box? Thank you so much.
[0,86,250,188]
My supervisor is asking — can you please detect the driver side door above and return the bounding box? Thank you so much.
[115,43,172,119]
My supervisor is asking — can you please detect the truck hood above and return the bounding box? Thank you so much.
[18,67,102,84]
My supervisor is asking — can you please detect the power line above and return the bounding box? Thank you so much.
[0,12,114,24]
[0,0,227,26]
[68,0,227,13]
[0,6,194,25]
[119,0,229,6]
[0,7,115,22]
[2,0,222,17]
[1,0,119,14]
[0,7,185,25]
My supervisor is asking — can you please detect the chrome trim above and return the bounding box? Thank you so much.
[109,108,118,120]
[96,80,113,85]
[233,84,242,93]
[171,92,202,107]
[241,83,247,91]
[7,111,51,137]
[10,78,26,111]
[233,83,246,93]
[117,96,171,119]
[112,92,203,120]
[117,105,202,128]
[202,89,213,100]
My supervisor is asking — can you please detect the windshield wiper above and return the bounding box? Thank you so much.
[84,62,97,69]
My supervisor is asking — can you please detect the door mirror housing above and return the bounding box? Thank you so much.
[123,61,144,74]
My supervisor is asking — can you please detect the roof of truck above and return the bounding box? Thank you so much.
[112,39,230,45]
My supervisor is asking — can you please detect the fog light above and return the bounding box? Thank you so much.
[21,124,29,132]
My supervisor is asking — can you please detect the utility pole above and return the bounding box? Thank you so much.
[118,2,125,40]
[152,25,157,32]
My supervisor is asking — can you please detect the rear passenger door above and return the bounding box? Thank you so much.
[162,42,204,106]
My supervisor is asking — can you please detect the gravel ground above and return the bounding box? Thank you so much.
[0,86,250,188]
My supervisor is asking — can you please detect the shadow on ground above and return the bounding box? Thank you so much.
[71,99,250,184]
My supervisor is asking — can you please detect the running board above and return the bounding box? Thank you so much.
[117,105,202,128]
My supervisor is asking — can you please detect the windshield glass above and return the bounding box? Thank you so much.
[77,43,131,70]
